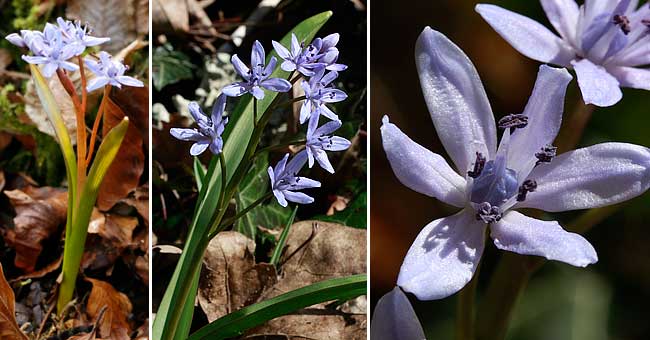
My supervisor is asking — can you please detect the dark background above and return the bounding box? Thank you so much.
[370,0,650,339]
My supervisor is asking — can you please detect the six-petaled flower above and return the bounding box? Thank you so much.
[476,0,650,107]
[84,51,144,92]
[268,151,321,207]
[300,69,348,124]
[305,114,351,173]
[381,27,650,301]
[170,95,229,156]
[223,40,292,100]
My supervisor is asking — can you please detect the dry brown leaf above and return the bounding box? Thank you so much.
[9,255,62,284]
[198,231,277,322]
[0,132,12,153]
[119,185,149,227]
[133,319,149,340]
[23,72,78,142]
[89,213,138,249]
[0,171,5,193]
[85,278,133,340]
[67,0,137,53]
[96,97,144,211]
[0,264,28,340]
[134,0,149,35]
[245,221,367,339]
[152,0,190,32]
[4,186,67,271]
[135,254,149,285]
[83,211,138,271]
[0,48,12,70]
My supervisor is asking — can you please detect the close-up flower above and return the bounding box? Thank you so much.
[371,286,426,340]
[381,27,650,301]
[223,40,292,99]
[476,0,650,107]
[272,33,326,76]
[84,51,144,91]
[305,114,351,173]
[300,69,347,123]
[170,95,228,156]
[55,17,110,55]
[268,151,322,207]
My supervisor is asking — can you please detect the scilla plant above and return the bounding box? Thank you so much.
[5,18,144,313]
[154,12,365,340]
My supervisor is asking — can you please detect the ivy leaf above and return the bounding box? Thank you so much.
[152,44,194,91]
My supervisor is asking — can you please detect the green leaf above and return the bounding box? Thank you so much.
[193,156,206,192]
[58,118,129,312]
[153,12,334,340]
[233,154,291,239]
[317,191,367,229]
[270,206,298,267]
[152,44,195,91]
[188,274,367,340]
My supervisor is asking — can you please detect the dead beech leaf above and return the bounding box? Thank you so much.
[4,186,67,271]
[67,0,137,53]
[24,71,77,142]
[0,264,29,340]
[85,278,133,340]
[0,48,12,70]
[83,211,138,272]
[120,185,149,227]
[96,97,144,211]
[135,255,149,285]
[9,255,62,284]
[152,0,190,32]
[134,0,149,35]
[245,221,367,339]
[198,231,277,322]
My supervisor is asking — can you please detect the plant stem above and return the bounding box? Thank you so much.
[456,263,480,340]
[254,98,258,123]
[215,192,272,234]
[556,93,595,153]
[218,152,227,212]
[253,139,306,158]
[270,95,307,111]
[86,86,110,167]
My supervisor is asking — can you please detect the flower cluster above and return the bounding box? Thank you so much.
[170,34,352,208]
[5,17,143,91]
[382,27,650,301]
[476,0,650,107]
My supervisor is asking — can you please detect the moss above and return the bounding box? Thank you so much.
[11,0,43,31]
[0,85,65,186]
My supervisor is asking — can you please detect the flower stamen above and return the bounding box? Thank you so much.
[498,113,528,130]
[613,15,631,35]
[475,202,502,223]
[516,179,537,202]
[535,144,557,166]
[467,152,486,178]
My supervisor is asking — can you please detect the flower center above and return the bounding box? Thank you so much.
[470,159,519,207]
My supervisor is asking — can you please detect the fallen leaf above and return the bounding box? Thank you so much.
[134,0,149,35]
[3,186,68,271]
[96,97,144,211]
[67,0,137,53]
[83,211,138,271]
[152,0,190,33]
[0,171,5,192]
[327,195,351,216]
[0,263,29,340]
[68,306,108,340]
[0,48,12,70]
[198,231,277,322]
[245,221,367,339]
[85,278,133,340]
[0,132,12,154]
[89,213,138,249]
[9,255,62,284]
[133,319,149,340]
[135,255,149,285]
[120,185,149,227]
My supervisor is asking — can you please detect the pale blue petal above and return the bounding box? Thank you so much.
[492,211,598,267]
[476,4,575,65]
[571,58,622,107]
[260,77,291,93]
[398,209,486,300]
[231,54,250,80]
[283,190,314,205]
[608,66,650,90]
[370,287,426,340]
[222,82,248,97]
[381,116,467,207]
[116,75,144,87]
[170,128,203,141]
[518,142,650,211]
[190,140,210,156]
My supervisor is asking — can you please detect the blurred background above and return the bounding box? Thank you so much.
[370,0,650,339]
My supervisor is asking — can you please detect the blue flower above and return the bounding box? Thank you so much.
[305,115,351,173]
[371,287,426,340]
[309,33,348,72]
[272,33,326,76]
[382,28,650,301]
[300,69,347,124]
[170,94,229,156]
[476,0,650,107]
[223,41,292,100]
[268,151,321,207]
[84,51,144,92]
[56,17,110,55]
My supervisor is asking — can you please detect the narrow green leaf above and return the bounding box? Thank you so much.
[188,274,367,340]
[193,156,206,192]
[270,206,298,267]
[153,12,334,340]
[57,118,129,312]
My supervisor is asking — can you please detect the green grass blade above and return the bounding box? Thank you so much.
[188,274,367,340]
[57,118,129,312]
[153,11,333,340]
[269,206,298,267]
